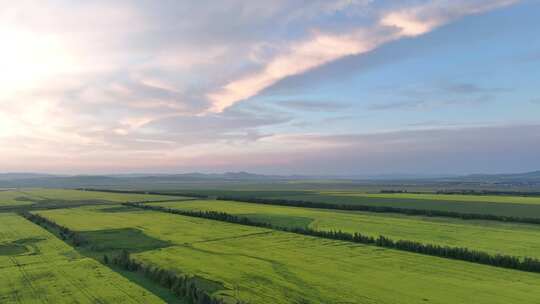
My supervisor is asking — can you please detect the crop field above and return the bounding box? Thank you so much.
[34,205,540,304]
[263,191,540,218]
[0,212,166,303]
[3,188,540,303]
[19,188,185,203]
[0,188,185,210]
[0,190,42,207]
[153,199,540,259]
[321,192,540,205]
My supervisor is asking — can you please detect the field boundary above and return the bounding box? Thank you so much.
[78,188,210,199]
[19,211,245,304]
[123,202,540,274]
[105,250,242,304]
[216,196,540,225]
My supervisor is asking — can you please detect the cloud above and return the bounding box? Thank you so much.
[380,0,519,36]
[273,100,350,112]
[138,106,291,146]
[206,0,518,112]
[206,30,378,112]
[367,80,512,111]
[10,123,537,175]
[261,124,540,175]
[0,0,527,173]
[444,83,511,94]
[368,100,426,111]
[368,95,495,111]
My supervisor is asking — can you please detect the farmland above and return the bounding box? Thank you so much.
[33,204,540,304]
[152,199,540,259]
[2,2,539,303]
[0,212,167,303]
[0,188,185,210]
[324,192,540,205]
[243,191,540,218]
[0,190,41,207]
[160,189,540,218]
[2,188,540,303]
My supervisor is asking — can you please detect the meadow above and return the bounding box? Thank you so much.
[34,205,540,304]
[0,190,41,207]
[322,192,540,204]
[18,188,185,203]
[0,212,167,303]
[261,191,540,218]
[161,188,540,218]
[0,188,185,210]
[152,199,540,259]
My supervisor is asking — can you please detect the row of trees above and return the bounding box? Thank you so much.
[105,250,234,304]
[435,190,540,196]
[216,196,540,225]
[21,211,242,304]
[20,212,88,246]
[125,202,540,274]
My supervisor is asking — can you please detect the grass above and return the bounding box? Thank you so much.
[0,213,167,303]
[153,200,540,259]
[35,205,540,304]
[19,188,186,202]
[0,188,187,211]
[270,192,540,218]
[0,190,40,207]
[81,228,174,253]
[321,192,540,205]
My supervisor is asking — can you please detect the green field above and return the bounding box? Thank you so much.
[0,188,185,210]
[0,213,166,303]
[19,188,184,203]
[264,191,540,218]
[321,192,540,205]
[152,199,540,259]
[34,205,540,304]
[167,189,540,218]
[0,190,41,207]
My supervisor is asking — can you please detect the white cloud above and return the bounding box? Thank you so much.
[206,0,518,113]
[206,31,378,112]
[0,0,523,172]
[380,0,519,37]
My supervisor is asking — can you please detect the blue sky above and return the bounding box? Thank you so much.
[256,2,540,133]
[0,0,538,174]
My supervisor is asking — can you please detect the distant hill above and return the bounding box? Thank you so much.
[0,173,58,181]
[460,171,540,183]
[1,170,539,189]
[0,171,294,188]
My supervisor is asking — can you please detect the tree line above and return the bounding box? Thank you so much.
[20,211,245,304]
[216,196,540,225]
[105,250,238,304]
[124,202,540,274]
[435,190,540,196]
[20,212,88,247]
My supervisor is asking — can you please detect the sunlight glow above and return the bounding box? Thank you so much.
[0,28,74,97]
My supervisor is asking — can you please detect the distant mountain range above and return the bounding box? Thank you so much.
[458,171,540,183]
[0,171,294,188]
[0,170,539,188]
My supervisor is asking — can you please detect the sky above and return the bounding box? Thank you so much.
[0,0,539,175]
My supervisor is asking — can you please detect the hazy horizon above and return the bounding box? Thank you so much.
[1,169,538,178]
[1,1,539,175]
